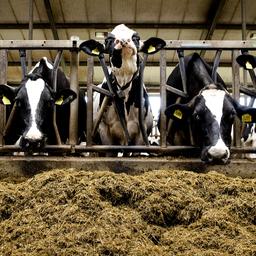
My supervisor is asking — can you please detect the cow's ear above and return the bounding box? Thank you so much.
[0,84,16,105]
[55,89,77,106]
[235,105,256,123]
[236,53,256,70]
[79,39,105,57]
[165,103,191,122]
[140,37,166,55]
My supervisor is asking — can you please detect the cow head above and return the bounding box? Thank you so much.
[165,84,256,164]
[79,24,165,88]
[0,78,76,152]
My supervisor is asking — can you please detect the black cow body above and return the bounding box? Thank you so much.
[0,57,86,152]
[164,53,256,163]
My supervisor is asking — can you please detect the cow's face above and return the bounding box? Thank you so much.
[105,24,140,69]
[165,86,256,164]
[0,79,76,152]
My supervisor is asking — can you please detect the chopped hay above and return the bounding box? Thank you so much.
[0,169,255,255]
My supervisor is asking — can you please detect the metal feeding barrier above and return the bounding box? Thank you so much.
[1,39,256,155]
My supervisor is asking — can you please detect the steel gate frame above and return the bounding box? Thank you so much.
[1,39,256,155]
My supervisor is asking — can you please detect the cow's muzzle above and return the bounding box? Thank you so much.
[20,136,46,153]
[201,146,230,164]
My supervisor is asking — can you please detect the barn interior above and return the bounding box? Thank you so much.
[0,0,256,150]
[1,0,256,107]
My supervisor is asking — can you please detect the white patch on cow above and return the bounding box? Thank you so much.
[110,24,138,87]
[111,24,136,43]
[202,88,230,160]
[29,57,53,74]
[242,123,256,159]
[25,78,45,140]
[202,88,225,124]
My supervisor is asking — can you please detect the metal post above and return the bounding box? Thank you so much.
[86,56,94,146]
[177,49,187,95]
[69,39,79,145]
[139,54,149,146]
[52,51,62,145]
[212,49,222,83]
[28,0,33,71]
[241,0,247,88]
[232,50,241,147]
[160,49,167,147]
[19,49,27,78]
[0,50,7,146]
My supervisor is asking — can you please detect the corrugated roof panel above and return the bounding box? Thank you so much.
[183,0,212,23]
[136,0,162,22]
[111,0,136,23]
[59,0,88,22]
[0,0,17,22]
[218,0,240,23]
[160,0,189,22]
[86,0,111,23]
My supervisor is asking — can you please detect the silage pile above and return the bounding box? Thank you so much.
[0,169,255,256]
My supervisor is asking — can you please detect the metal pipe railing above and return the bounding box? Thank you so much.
[1,40,256,155]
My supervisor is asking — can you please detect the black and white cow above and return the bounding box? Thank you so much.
[80,24,165,155]
[164,52,256,163]
[0,57,86,152]
[236,52,256,158]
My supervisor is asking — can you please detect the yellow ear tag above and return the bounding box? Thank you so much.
[245,61,253,70]
[242,113,252,123]
[92,48,100,55]
[55,95,64,105]
[2,96,11,105]
[148,45,156,54]
[174,109,183,119]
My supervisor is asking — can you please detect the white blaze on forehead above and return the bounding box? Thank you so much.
[29,57,53,74]
[201,88,225,124]
[25,78,45,140]
[111,24,136,40]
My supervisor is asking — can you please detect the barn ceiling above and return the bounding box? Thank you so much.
[0,0,256,87]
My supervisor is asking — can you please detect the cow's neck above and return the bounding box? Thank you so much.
[112,55,138,88]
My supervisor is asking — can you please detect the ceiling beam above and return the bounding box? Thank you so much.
[43,0,59,40]
[1,22,256,30]
[204,0,226,40]
[200,0,226,56]
[43,0,67,71]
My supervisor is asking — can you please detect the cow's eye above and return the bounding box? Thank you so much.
[193,112,200,121]
[15,98,22,108]
[47,99,54,108]
[132,34,140,48]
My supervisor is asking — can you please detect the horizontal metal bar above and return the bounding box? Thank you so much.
[1,40,256,50]
[1,22,256,30]
[0,145,255,154]
[0,40,77,50]
[165,40,256,50]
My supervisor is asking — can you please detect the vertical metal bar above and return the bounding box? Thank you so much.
[241,0,247,89]
[139,54,149,146]
[0,50,7,146]
[160,49,167,147]
[86,56,94,146]
[212,49,222,83]
[28,0,33,71]
[241,0,247,40]
[177,49,187,95]
[19,49,27,78]
[232,50,241,147]
[69,48,79,145]
[52,51,62,145]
